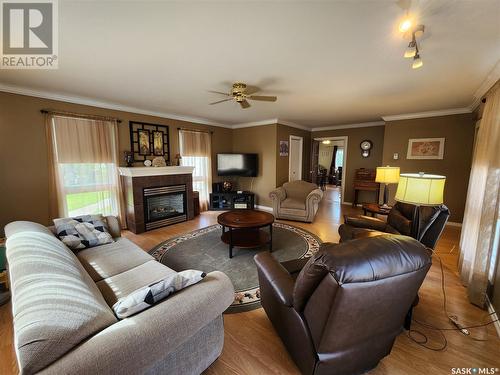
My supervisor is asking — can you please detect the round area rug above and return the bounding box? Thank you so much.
[149,222,321,313]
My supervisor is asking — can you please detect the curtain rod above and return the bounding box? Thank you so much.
[40,109,122,123]
[177,127,213,134]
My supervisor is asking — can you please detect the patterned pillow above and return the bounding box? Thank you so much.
[54,215,114,250]
[112,270,206,319]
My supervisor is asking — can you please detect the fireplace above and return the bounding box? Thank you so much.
[144,185,187,231]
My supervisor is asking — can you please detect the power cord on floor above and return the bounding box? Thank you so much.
[407,251,499,351]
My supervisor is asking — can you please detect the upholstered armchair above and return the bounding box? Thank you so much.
[254,235,432,375]
[269,180,323,223]
[339,202,450,249]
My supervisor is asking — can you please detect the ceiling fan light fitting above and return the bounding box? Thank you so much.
[412,54,423,69]
[404,41,417,58]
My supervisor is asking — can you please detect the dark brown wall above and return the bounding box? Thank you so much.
[276,124,312,186]
[382,114,475,222]
[312,126,385,204]
[0,92,232,234]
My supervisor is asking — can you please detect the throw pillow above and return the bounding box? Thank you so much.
[54,215,114,250]
[112,270,206,319]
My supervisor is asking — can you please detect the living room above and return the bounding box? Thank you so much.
[0,1,499,374]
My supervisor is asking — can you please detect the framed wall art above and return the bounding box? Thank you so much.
[407,137,445,160]
[129,121,170,163]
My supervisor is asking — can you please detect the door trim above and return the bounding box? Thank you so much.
[289,135,303,181]
[313,136,348,205]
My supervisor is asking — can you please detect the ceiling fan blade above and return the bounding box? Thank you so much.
[239,100,251,109]
[208,90,231,96]
[209,98,233,105]
[247,95,277,102]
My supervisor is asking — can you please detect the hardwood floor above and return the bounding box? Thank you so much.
[1,187,498,374]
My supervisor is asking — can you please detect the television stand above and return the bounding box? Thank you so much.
[209,191,255,210]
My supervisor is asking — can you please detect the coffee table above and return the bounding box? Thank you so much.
[362,203,391,217]
[217,210,275,258]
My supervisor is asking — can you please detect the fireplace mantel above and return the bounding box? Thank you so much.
[119,166,194,177]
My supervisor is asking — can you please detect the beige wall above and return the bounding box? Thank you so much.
[232,125,277,207]
[0,92,232,234]
[312,126,385,204]
[275,124,312,186]
[382,114,475,222]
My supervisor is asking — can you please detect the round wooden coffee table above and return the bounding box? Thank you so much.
[217,210,275,258]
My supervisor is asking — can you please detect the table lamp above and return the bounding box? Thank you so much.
[375,166,400,208]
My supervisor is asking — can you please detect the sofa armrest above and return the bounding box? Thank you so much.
[104,216,121,238]
[344,215,388,231]
[269,187,286,202]
[306,188,323,205]
[40,271,234,375]
[254,252,294,306]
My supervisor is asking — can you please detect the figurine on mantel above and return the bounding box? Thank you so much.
[174,154,182,166]
[124,151,133,167]
[152,156,167,167]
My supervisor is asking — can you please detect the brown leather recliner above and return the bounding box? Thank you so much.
[339,202,450,249]
[254,235,432,375]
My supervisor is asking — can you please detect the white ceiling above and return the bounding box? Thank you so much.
[1,0,499,128]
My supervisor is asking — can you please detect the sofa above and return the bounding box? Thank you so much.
[4,217,234,375]
[339,202,450,249]
[254,235,432,375]
[269,180,323,223]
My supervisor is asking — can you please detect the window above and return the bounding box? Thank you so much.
[335,147,344,170]
[178,130,212,211]
[47,115,124,221]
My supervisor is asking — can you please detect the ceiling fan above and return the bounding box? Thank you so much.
[209,82,277,109]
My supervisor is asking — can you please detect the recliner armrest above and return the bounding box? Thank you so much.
[269,187,286,202]
[344,215,388,231]
[254,252,294,306]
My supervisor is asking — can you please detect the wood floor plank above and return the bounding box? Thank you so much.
[1,187,498,374]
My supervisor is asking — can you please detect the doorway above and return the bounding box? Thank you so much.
[289,135,303,181]
[312,136,348,204]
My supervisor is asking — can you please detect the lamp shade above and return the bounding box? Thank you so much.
[375,166,400,184]
[395,173,445,206]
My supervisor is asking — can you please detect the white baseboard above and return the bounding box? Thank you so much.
[487,298,500,338]
[256,205,273,212]
[446,221,463,227]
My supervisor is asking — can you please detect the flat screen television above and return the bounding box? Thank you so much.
[217,153,258,177]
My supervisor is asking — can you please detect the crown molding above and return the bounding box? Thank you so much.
[381,108,471,122]
[311,121,385,132]
[470,60,500,111]
[276,119,311,131]
[0,83,234,128]
[231,118,278,129]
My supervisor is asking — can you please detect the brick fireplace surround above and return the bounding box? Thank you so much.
[119,167,195,234]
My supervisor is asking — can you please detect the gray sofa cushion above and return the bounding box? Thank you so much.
[77,237,153,282]
[6,230,117,374]
[97,260,177,307]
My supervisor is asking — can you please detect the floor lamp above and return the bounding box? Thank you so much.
[394,172,446,232]
[375,166,400,208]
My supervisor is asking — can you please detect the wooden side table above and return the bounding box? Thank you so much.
[362,203,391,217]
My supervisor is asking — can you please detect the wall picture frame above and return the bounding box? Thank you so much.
[407,137,445,159]
[129,121,170,163]
[153,130,164,156]
[279,140,289,156]
[138,129,150,156]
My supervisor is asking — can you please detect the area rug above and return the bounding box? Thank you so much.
[149,222,322,313]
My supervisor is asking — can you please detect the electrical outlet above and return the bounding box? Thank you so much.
[393,153,399,160]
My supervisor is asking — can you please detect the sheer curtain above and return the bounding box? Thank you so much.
[459,80,500,307]
[46,115,126,226]
[179,129,212,211]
